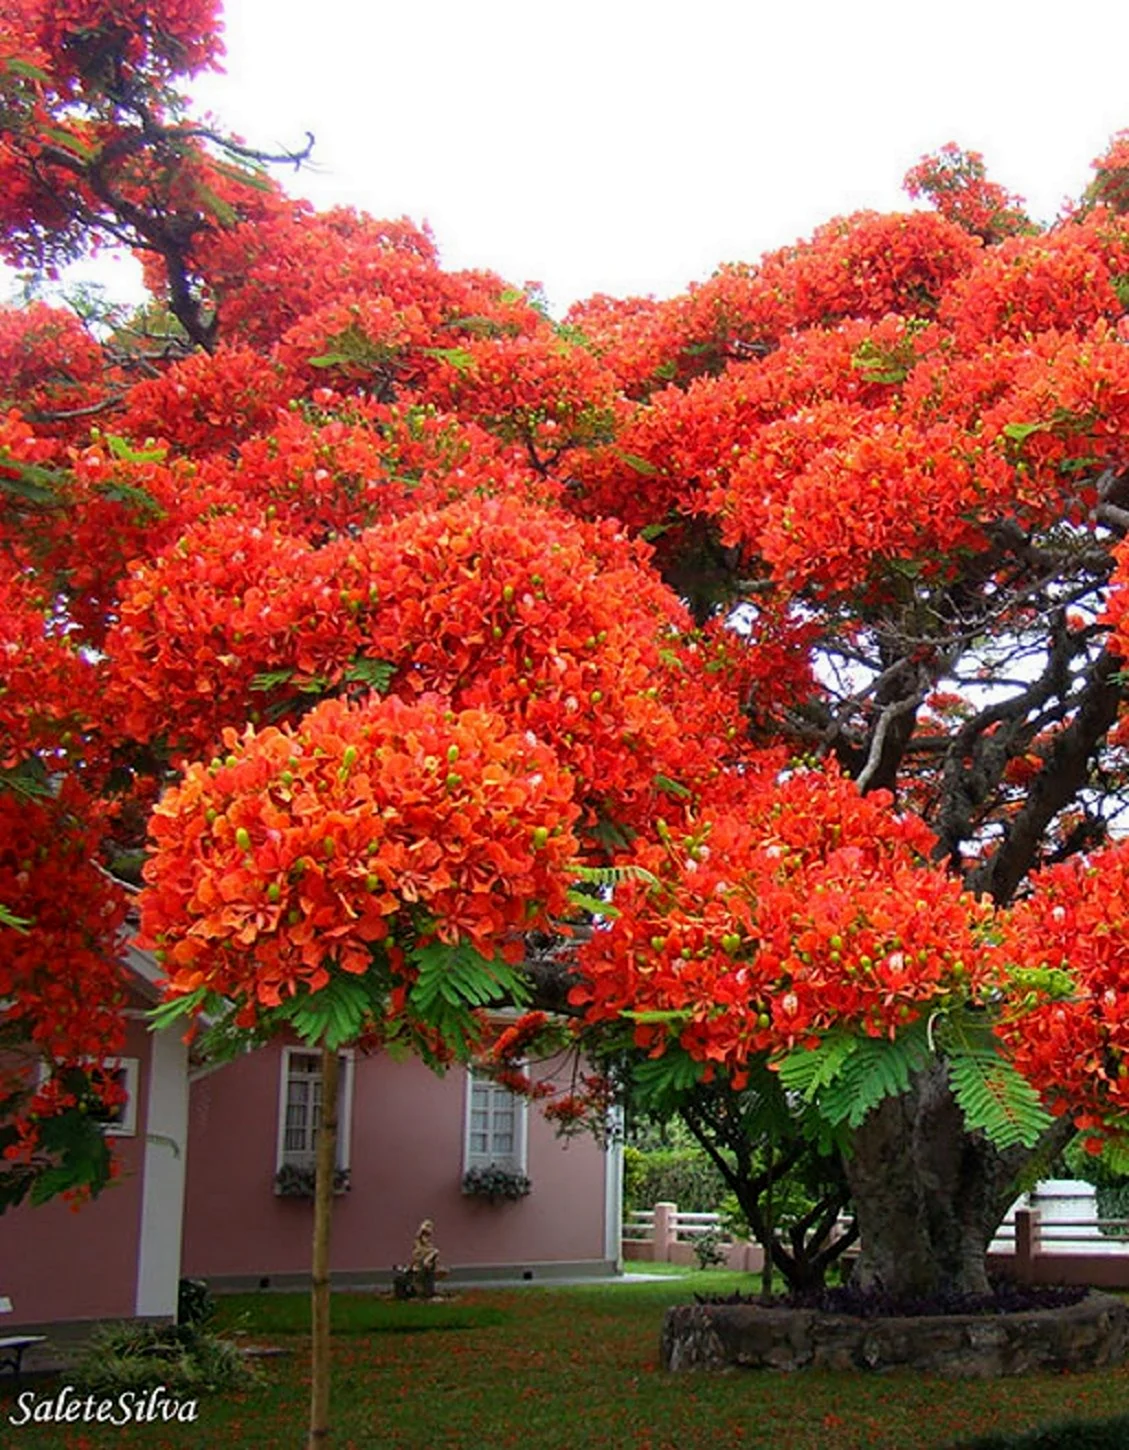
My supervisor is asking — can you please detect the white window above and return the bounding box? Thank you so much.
[98,1058,140,1137]
[464,1070,528,1173]
[276,1048,353,1173]
[37,1057,139,1137]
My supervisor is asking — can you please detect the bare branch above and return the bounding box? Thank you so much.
[1097,501,1129,535]
[855,687,929,793]
[966,647,1124,902]
[25,394,125,424]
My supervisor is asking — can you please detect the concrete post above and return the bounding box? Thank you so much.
[1014,1207,1041,1283]
[652,1201,677,1263]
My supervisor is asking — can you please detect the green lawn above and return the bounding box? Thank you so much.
[4,1272,1129,1449]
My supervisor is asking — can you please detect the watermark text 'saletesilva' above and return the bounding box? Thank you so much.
[9,1383,199,1427]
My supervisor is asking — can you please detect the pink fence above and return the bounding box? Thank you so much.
[622,1202,764,1273]
[624,1201,1129,1290]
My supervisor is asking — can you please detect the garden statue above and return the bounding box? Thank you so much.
[392,1219,446,1300]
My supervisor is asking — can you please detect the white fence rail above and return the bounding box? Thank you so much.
[624,1208,721,1240]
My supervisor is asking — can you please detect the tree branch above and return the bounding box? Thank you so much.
[966,648,1124,902]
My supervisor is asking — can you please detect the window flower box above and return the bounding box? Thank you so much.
[461,1164,531,1203]
[273,1164,351,1198]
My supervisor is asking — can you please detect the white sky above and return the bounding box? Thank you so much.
[10,0,1129,314]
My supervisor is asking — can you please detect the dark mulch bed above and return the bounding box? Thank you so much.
[695,1279,1090,1319]
[949,1411,1129,1448]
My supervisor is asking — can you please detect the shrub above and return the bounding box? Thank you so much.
[1061,1140,1129,1237]
[177,1277,215,1326]
[622,1144,647,1210]
[621,1147,727,1213]
[717,1191,751,1241]
[691,1227,728,1270]
[73,1321,258,1396]
[951,1413,1129,1448]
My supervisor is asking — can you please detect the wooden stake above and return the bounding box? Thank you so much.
[308,1044,339,1450]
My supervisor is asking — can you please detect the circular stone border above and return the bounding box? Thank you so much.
[660,1291,1129,1378]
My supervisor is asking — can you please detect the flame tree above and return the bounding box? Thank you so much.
[9,10,1129,1426]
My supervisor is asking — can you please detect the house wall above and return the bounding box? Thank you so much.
[1,1013,152,1328]
[181,1042,616,1284]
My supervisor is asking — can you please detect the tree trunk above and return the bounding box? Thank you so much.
[842,1063,1034,1298]
[308,1046,339,1450]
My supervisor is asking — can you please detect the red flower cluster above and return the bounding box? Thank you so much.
[106,495,738,835]
[903,143,1031,244]
[120,346,291,456]
[938,217,1129,347]
[104,514,315,752]
[423,332,621,463]
[574,764,998,1075]
[1084,131,1129,214]
[0,788,128,1063]
[12,0,224,86]
[0,301,109,438]
[204,400,545,541]
[1002,844,1129,1145]
[139,693,579,1015]
[0,571,95,766]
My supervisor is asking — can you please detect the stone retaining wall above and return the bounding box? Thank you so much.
[660,1292,1129,1378]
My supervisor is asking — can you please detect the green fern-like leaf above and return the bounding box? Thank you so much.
[631,1048,706,1115]
[407,940,529,1055]
[615,451,659,477]
[0,455,65,506]
[343,657,395,691]
[191,1000,280,1064]
[571,863,659,888]
[816,1020,933,1129]
[774,1032,859,1100]
[277,972,381,1049]
[653,773,691,798]
[731,1059,804,1143]
[97,479,166,519]
[1099,1137,1129,1177]
[0,757,55,801]
[420,345,477,372]
[565,887,620,918]
[587,816,637,852]
[104,434,167,465]
[939,1014,1053,1150]
[147,986,211,1033]
[251,669,294,692]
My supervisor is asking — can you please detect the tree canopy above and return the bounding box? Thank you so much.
[6,0,1129,1305]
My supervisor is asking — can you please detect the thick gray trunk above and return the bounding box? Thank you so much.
[842,1064,1051,1298]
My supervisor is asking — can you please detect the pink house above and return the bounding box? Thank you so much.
[181,1037,622,1287]
[2,944,189,1331]
[4,958,621,1330]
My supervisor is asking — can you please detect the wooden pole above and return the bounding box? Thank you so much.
[308,1044,339,1450]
